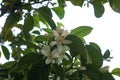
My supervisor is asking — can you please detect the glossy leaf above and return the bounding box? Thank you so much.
[91,1,105,18]
[112,68,120,77]
[32,30,40,34]
[2,61,17,69]
[100,73,115,80]
[27,62,50,80]
[109,0,120,13]
[23,14,34,34]
[18,53,42,71]
[71,26,93,38]
[103,49,110,59]
[86,44,103,68]
[65,35,87,65]
[54,64,65,80]
[1,13,21,41]
[90,42,101,52]
[70,0,84,7]
[33,11,40,28]
[38,7,56,29]
[57,0,65,7]
[35,35,47,42]
[24,33,33,42]
[85,69,100,80]
[1,45,10,60]
[52,7,65,19]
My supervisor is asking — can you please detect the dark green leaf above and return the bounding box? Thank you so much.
[54,64,65,80]
[1,13,21,41]
[100,72,115,80]
[65,35,87,65]
[112,68,120,77]
[27,63,50,80]
[91,1,105,18]
[3,61,17,69]
[38,7,56,29]
[57,0,65,7]
[42,28,52,34]
[90,42,101,53]
[109,0,120,13]
[13,37,40,49]
[70,0,84,7]
[1,45,10,60]
[35,35,47,42]
[24,33,34,43]
[32,30,40,34]
[23,14,34,34]
[22,3,32,11]
[103,49,110,59]
[71,26,93,38]
[86,44,103,68]
[18,53,42,71]
[85,68,100,80]
[52,7,65,19]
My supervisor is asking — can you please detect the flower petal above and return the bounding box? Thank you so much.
[51,48,59,58]
[45,58,53,64]
[50,41,57,47]
[53,30,59,37]
[41,45,50,56]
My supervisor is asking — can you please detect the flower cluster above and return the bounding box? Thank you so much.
[41,27,71,65]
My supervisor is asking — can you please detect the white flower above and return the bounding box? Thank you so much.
[41,45,59,64]
[79,66,86,70]
[52,27,71,45]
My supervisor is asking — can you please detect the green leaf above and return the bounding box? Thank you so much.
[100,72,115,80]
[1,45,10,60]
[112,68,120,77]
[109,0,120,13]
[24,33,33,43]
[1,13,21,41]
[35,35,47,42]
[85,68,100,80]
[54,64,65,80]
[71,26,93,38]
[32,30,40,34]
[18,53,42,71]
[23,14,34,33]
[86,44,103,68]
[90,42,101,52]
[103,49,110,59]
[70,0,84,7]
[52,7,65,19]
[91,1,105,18]
[3,61,17,69]
[65,35,87,65]
[38,6,56,29]
[33,11,40,28]
[57,0,65,7]
[27,62,50,80]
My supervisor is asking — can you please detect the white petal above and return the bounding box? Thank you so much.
[57,43,63,53]
[41,45,50,56]
[63,40,72,44]
[56,57,62,65]
[53,30,59,37]
[50,41,57,47]
[61,30,69,37]
[51,48,59,58]
[64,55,69,61]
[79,66,86,70]
[45,58,53,64]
